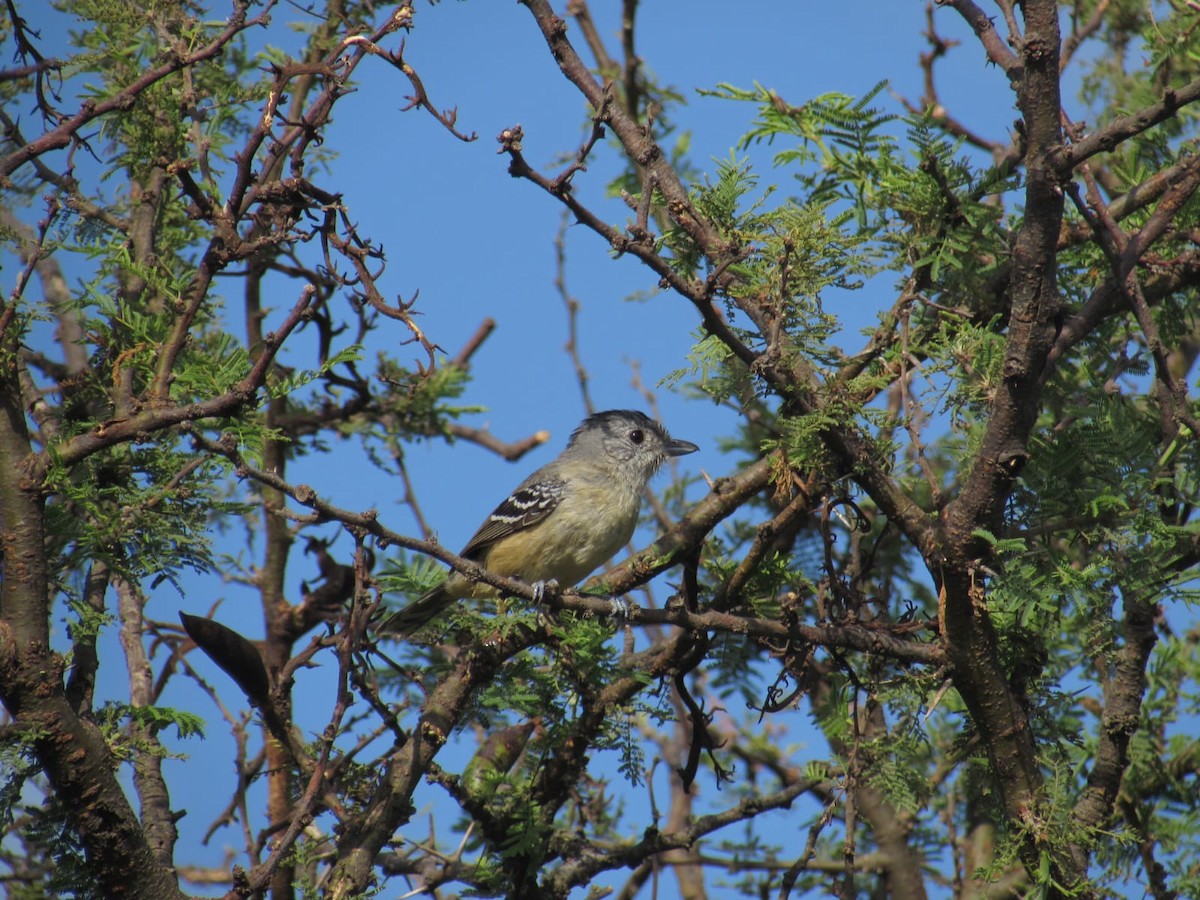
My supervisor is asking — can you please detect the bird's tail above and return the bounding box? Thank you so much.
[376,584,454,636]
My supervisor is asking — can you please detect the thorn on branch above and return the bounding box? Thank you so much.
[674,673,733,792]
[346,34,477,142]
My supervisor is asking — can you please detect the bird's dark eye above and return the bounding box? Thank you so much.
[629,429,645,445]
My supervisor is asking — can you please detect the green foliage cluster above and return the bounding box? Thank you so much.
[639,12,1200,892]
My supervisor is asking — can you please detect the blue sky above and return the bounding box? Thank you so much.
[9,1,1099,896]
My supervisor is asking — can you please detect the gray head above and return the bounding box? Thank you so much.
[563,409,698,484]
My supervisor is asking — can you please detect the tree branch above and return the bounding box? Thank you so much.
[0,0,269,180]
[1052,75,1200,172]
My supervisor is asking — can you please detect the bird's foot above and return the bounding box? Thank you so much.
[607,596,632,620]
[531,579,560,608]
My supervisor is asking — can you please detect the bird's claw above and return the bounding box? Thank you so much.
[608,596,631,620]
[531,579,559,608]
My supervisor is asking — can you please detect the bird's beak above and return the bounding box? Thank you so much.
[667,437,699,457]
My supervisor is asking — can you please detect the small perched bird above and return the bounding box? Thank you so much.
[381,409,698,634]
